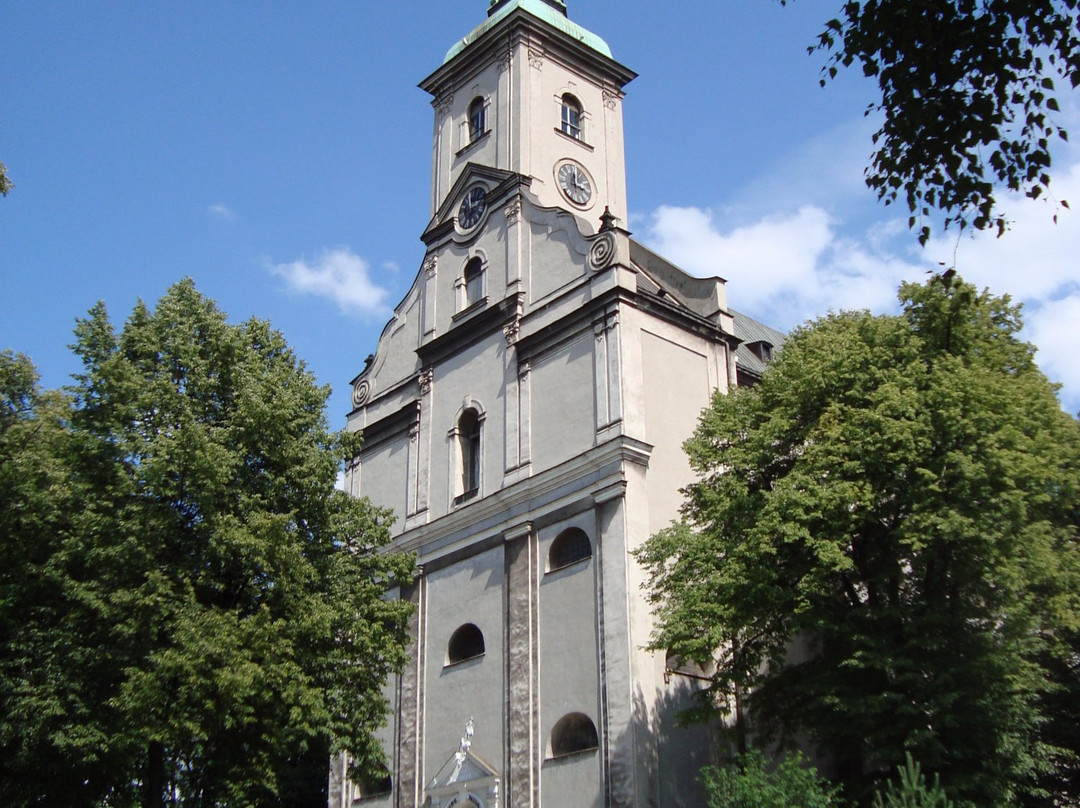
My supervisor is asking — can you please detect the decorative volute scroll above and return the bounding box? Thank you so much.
[352,378,371,408]
[425,719,500,808]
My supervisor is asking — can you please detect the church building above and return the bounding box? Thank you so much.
[331,2,783,806]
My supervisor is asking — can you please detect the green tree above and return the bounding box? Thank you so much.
[636,276,1080,807]
[0,282,413,807]
[802,0,1078,244]
[702,749,840,808]
[0,160,11,196]
[0,352,127,804]
[873,754,953,808]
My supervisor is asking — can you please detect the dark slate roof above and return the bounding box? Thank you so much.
[731,308,786,381]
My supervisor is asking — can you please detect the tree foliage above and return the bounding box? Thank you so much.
[0,282,413,807]
[873,754,954,808]
[637,276,1080,807]
[804,0,1079,243]
[0,160,11,196]
[702,749,840,808]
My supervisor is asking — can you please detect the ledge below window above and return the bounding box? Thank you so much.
[453,488,479,506]
[452,297,488,322]
[553,128,594,151]
[456,130,491,158]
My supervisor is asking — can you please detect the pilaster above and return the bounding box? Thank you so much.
[396,576,427,808]
[594,310,623,439]
[504,522,539,808]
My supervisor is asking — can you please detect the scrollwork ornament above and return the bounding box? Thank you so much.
[602,90,619,110]
[434,90,455,116]
[418,368,434,394]
[528,48,544,70]
[588,232,617,271]
[503,318,521,346]
[352,379,371,407]
[423,254,438,278]
[505,199,522,225]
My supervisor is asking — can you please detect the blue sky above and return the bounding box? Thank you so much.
[4,1,1078,420]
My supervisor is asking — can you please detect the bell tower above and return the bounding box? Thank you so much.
[420,0,636,230]
[334,3,780,808]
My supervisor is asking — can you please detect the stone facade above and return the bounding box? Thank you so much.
[333,3,783,807]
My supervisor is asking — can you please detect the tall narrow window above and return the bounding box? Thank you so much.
[458,408,481,500]
[464,257,483,307]
[468,97,486,142]
[561,94,582,139]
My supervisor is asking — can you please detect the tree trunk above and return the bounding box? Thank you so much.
[145,740,165,808]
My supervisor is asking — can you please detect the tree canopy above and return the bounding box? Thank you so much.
[0,281,413,808]
[636,276,1080,807]
[803,0,1079,243]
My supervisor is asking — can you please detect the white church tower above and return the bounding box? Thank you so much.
[332,2,782,807]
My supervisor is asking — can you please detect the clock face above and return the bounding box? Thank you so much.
[557,161,592,205]
[458,186,487,230]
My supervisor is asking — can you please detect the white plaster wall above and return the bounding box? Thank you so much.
[361,435,411,536]
[525,214,589,303]
[450,63,505,187]
[529,333,595,472]
[537,519,600,726]
[428,336,506,519]
[538,515,602,808]
[657,675,714,808]
[431,29,628,224]
[518,44,626,224]
[640,328,713,535]
[434,61,506,212]
[433,218,511,337]
[354,671,400,808]
[540,751,603,808]
[363,287,424,399]
[422,545,506,789]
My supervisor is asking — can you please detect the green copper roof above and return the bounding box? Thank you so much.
[443,0,613,64]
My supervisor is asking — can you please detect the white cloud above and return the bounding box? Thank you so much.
[923,161,1080,301]
[638,166,1080,413]
[208,203,237,223]
[1028,294,1080,412]
[919,157,1080,413]
[267,247,390,316]
[641,203,931,330]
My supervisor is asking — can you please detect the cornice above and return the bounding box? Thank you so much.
[419,7,635,98]
[385,433,653,566]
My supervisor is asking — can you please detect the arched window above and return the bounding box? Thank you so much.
[464,257,484,307]
[468,96,486,142]
[550,713,598,757]
[560,94,582,139]
[457,408,481,501]
[548,527,592,571]
[352,764,392,800]
[665,649,716,681]
[447,623,486,664]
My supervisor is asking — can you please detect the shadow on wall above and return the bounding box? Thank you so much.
[606,675,725,808]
